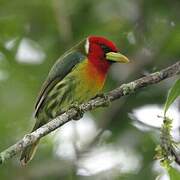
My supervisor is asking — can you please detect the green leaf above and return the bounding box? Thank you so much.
[168,167,180,180]
[164,79,180,115]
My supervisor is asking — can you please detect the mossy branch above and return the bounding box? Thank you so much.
[155,116,179,168]
[0,61,180,165]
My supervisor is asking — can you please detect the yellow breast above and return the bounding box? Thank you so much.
[70,59,106,101]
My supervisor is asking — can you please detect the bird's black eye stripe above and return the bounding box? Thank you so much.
[99,44,112,53]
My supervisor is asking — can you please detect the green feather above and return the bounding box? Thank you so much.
[34,39,86,117]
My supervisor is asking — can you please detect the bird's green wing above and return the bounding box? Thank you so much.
[34,42,86,117]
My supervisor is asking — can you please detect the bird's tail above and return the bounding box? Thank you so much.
[20,139,40,166]
[20,120,42,166]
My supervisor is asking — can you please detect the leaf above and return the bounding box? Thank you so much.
[168,167,180,180]
[164,79,180,115]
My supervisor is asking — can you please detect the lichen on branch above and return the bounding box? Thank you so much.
[155,116,179,169]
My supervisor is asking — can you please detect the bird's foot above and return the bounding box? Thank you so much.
[91,93,110,107]
[70,102,84,120]
[92,93,105,99]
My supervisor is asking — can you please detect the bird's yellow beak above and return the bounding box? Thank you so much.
[106,52,130,63]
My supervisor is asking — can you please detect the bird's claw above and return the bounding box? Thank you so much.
[91,93,105,99]
[102,94,110,107]
[70,102,84,120]
[92,93,110,107]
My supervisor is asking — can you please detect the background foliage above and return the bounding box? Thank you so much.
[0,0,179,179]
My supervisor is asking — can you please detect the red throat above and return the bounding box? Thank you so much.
[85,59,108,86]
[88,54,111,75]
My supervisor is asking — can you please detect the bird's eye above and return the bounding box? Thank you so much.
[100,44,112,54]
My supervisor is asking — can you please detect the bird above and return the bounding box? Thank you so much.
[20,35,129,165]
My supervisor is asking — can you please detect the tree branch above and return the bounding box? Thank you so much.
[0,61,179,164]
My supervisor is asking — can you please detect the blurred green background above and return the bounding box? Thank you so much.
[0,0,179,179]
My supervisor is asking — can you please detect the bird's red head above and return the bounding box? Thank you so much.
[87,36,118,55]
[85,36,129,74]
[85,36,117,73]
